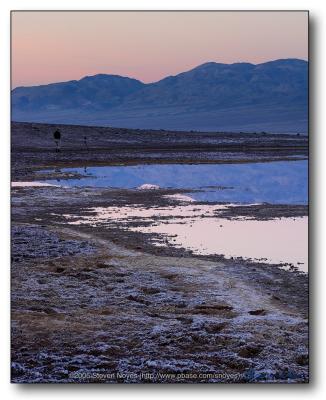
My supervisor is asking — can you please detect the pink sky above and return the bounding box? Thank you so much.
[11,11,308,88]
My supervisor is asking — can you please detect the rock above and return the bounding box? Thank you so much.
[142,287,160,295]
[238,345,262,358]
[296,353,308,366]
[204,322,226,334]
[127,295,149,305]
[248,309,267,316]
[176,316,193,324]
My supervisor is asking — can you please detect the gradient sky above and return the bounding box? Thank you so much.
[11,11,308,88]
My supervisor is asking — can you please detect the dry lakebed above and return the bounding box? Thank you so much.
[11,122,309,383]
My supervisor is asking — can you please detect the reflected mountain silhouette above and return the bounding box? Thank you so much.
[45,160,307,204]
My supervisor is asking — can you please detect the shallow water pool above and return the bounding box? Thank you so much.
[61,203,308,272]
[45,160,308,204]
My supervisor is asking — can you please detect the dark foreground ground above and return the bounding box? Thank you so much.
[11,121,308,181]
[11,122,309,383]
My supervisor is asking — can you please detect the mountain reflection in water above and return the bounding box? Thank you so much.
[46,160,307,204]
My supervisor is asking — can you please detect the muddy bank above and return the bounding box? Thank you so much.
[11,185,308,220]
[11,122,308,181]
[11,221,308,383]
[217,203,308,220]
[11,184,308,383]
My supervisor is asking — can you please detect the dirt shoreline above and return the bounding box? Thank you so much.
[11,122,309,383]
[11,121,308,181]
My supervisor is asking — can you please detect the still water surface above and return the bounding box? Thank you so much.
[45,160,308,204]
[63,204,308,272]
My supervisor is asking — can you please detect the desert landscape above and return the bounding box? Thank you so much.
[11,121,308,383]
[10,10,309,384]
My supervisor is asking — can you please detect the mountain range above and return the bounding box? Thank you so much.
[11,59,308,133]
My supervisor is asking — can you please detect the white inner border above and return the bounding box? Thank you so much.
[2,1,324,397]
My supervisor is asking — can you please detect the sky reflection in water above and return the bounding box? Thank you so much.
[63,204,308,272]
[48,160,308,204]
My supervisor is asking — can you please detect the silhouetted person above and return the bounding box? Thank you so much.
[53,129,61,152]
[83,135,89,151]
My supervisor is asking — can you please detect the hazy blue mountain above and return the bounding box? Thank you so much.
[11,59,308,133]
[12,74,145,111]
